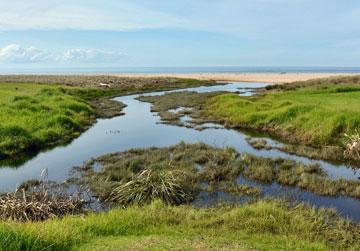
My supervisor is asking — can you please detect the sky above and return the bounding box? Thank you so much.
[0,0,359,69]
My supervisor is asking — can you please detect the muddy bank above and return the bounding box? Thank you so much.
[90,97,127,119]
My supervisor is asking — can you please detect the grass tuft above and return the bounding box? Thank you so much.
[109,169,194,206]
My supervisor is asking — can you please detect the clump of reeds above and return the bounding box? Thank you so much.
[0,169,85,221]
[344,132,360,160]
[108,169,194,206]
[0,189,85,221]
[219,182,261,196]
[246,138,272,150]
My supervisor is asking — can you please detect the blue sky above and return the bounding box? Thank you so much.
[0,0,359,68]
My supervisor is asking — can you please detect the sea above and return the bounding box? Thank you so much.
[0,66,360,74]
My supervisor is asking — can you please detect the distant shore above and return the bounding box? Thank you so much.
[0,72,358,85]
[114,73,358,84]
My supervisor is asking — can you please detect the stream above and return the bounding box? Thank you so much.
[1,82,360,221]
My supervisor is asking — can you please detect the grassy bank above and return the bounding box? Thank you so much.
[138,85,360,161]
[0,83,94,158]
[204,79,360,149]
[138,76,360,155]
[0,77,214,159]
[1,199,360,251]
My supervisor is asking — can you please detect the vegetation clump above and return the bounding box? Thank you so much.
[108,169,194,206]
[218,182,261,196]
[0,189,84,222]
[344,132,360,161]
[246,138,272,150]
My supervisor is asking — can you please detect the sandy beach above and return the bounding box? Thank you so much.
[114,73,357,84]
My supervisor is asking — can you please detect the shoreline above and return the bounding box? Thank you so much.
[113,72,358,84]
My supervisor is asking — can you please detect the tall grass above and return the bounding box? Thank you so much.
[0,199,359,250]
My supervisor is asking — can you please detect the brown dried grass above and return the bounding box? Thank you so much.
[0,182,85,221]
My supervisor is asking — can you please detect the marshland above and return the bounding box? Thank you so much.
[1,75,360,250]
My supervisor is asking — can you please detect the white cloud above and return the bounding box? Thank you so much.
[0,44,128,64]
[60,49,128,63]
[0,44,51,63]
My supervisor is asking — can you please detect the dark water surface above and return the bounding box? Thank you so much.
[1,82,360,221]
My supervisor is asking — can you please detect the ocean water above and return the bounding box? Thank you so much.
[0,66,360,74]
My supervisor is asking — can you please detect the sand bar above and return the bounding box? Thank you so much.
[114,73,358,84]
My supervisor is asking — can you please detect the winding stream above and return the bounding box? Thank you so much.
[1,82,360,221]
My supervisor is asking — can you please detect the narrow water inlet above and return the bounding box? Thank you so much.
[1,82,360,221]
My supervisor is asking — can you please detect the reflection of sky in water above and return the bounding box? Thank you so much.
[1,82,360,221]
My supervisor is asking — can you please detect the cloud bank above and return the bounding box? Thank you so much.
[0,44,128,64]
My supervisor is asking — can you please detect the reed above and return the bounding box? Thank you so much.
[0,189,84,222]
[108,169,194,206]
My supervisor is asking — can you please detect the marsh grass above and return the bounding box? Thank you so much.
[76,143,360,206]
[76,143,250,205]
[246,138,348,165]
[267,75,360,91]
[344,132,360,161]
[137,91,222,127]
[280,144,344,162]
[218,181,261,196]
[108,169,194,206]
[246,138,272,150]
[241,153,360,198]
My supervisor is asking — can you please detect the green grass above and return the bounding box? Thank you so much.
[1,199,360,251]
[0,78,215,159]
[204,84,360,147]
[0,83,94,158]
